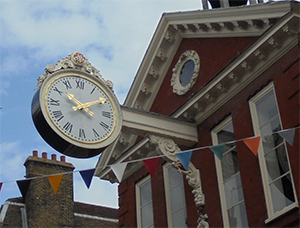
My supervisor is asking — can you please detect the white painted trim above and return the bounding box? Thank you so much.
[122,106,198,146]
[163,163,188,228]
[136,176,154,228]
[249,83,298,221]
[211,117,232,227]
[74,213,118,223]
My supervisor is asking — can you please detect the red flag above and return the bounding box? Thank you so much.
[243,136,261,156]
[48,174,63,194]
[143,157,159,177]
[0,182,2,193]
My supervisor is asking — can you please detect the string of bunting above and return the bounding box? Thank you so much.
[0,127,297,198]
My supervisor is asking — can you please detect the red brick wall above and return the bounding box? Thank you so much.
[119,42,299,227]
[150,37,256,115]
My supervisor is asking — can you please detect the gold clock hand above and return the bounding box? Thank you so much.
[66,93,94,116]
[73,97,106,110]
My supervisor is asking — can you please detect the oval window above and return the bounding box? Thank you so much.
[180,60,195,87]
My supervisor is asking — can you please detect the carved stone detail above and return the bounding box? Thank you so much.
[171,50,200,96]
[35,51,113,90]
[148,135,209,228]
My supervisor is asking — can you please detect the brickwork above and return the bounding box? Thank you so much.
[119,42,299,227]
[24,151,75,228]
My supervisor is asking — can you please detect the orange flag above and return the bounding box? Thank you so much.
[243,136,261,156]
[48,174,63,194]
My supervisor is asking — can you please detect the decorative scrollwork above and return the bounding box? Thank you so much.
[35,52,114,90]
[148,135,209,227]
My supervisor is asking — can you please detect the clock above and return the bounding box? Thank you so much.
[32,68,122,158]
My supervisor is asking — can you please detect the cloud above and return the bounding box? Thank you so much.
[0,141,25,181]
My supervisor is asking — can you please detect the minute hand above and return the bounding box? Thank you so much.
[67,93,94,116]
[73,97,106,110]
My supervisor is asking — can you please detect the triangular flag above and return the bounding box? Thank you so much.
[17,179,31,199]
[0,183,2,193]
[209,143,225,161]
[111,163,128,183]
[48,174,63,194]
[176,150,193,171]
[79,169,95,189]
[243,136,261,156]
[143,157,159,177]
[278,128,295,146]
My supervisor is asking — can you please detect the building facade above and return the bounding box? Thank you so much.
[95,1,299,227]
[0,151,118,228]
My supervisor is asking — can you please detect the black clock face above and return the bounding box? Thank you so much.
[45,75,116,144]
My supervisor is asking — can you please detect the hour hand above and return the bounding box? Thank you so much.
[66,93,94,116]
[73,97,106,111]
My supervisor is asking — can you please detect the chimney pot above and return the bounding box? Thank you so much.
[42,152,47,159]
[60,156,66,162]
[33,150,38,157]
[51,154,57,161]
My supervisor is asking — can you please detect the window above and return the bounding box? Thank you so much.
[180,60,195,87]
[212,117,249,228]
[136,176,154,228]
[171,50,200,95]
[163,163,188,227]
[249,83,297,221]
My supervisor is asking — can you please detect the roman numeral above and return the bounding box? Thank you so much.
[90,87,96,94]
[100,121,109,131]
[63,122,73,133]
[92,128,99,138]
[102,111,111,118]
[52,110,64,122]
[49,98,60,106]
[79,128,86,139]
[62,80,72,89]
[75,80,84,90]
[53,87,63,96]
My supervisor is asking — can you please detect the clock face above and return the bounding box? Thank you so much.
[44,75,116,146]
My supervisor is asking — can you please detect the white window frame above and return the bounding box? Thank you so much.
[211,116,248,228]
[136,175,154,228]
[249,83,298,223]
[163,163,188,227]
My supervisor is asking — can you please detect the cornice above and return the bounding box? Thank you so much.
[95,1,299,182]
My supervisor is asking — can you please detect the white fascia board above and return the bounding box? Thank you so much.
[121,106,198,146]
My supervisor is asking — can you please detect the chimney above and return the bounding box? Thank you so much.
[24,151,75,228]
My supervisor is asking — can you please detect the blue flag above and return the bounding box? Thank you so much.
[176,150,193,171]
[79,169,95,189]
[209,143,225,160]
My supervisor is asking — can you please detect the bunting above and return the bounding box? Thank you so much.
[209,143,225,161]
[79,169,95,189]
[0,127,297,197]
[278,128,295,146]
[243,136,261,156]
[111,163,128,183]
[176,150,193,171]
[17,179,31,199]
[48,174,63,194]
[143,157,159,177]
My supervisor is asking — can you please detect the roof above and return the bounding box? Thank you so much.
[0,198,118,228]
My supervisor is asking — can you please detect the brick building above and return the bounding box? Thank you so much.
[95,0,300,227]
[0,151,118,227]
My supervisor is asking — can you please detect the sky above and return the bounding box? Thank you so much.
[0,0,203,208]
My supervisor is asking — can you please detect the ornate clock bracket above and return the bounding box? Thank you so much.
[148,135,209,228]
[35,52,113,90]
